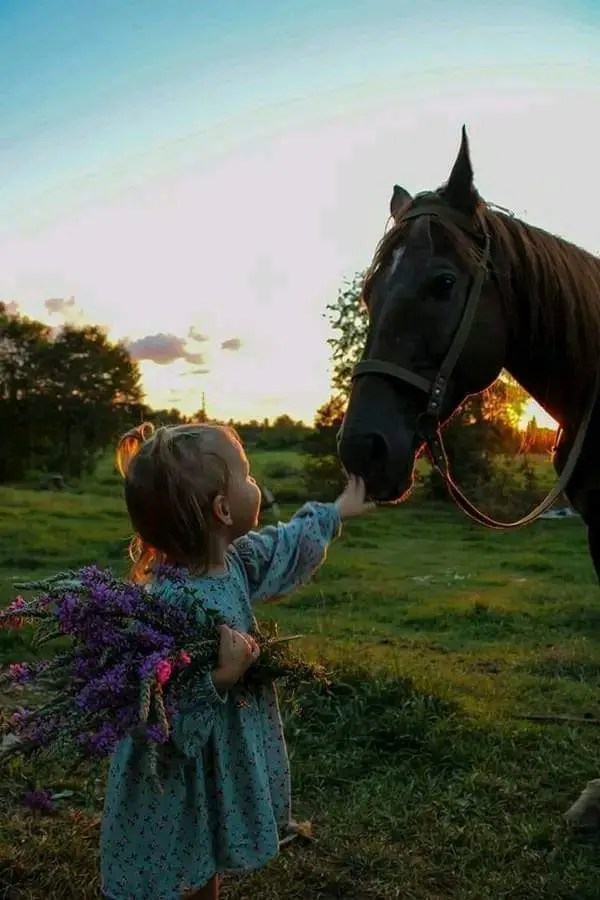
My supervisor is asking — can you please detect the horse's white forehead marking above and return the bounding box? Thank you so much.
[387,246,405,281]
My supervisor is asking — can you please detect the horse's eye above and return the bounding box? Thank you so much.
[429,273,456,298]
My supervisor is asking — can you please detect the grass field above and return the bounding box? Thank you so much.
[3,451,600,899]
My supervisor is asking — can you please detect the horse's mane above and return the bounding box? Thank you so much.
[364,195,600,390]
[480,205,600,377]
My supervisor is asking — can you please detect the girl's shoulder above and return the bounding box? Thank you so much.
[149,564,252,625]
[149,560,248,601]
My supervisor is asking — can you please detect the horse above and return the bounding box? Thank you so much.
[337,127,600,826]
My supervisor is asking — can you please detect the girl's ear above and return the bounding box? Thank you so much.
[212,493,233,526]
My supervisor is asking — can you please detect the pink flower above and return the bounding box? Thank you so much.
[9,663,26,675]
[1,597,27,630]
[7,663,31,683]
[155,660,173,686]
[8,597,26,611]
[179,651,191,666]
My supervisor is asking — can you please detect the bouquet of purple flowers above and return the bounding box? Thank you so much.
[0,564,328,788]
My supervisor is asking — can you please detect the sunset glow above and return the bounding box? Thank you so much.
[520,400,558,432]
[1,4,599,423]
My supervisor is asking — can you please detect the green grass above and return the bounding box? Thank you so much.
[249,448,305,475]
[3,453,600,898]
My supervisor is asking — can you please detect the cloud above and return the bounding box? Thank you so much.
[221,337,242,351]
[44,296,86,326]
[1,301,19,317]
[182,366,210,376]
[188,326,210,343]
[126,332,206,366]
[45,296,76,316]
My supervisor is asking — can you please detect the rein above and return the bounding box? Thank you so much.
[352,199,600,529]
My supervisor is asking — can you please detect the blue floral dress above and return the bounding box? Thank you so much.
[100,502,341,900]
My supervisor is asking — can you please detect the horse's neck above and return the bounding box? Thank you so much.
[502,235,600,430]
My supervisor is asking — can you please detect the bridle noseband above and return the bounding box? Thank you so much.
[351,199,599,529]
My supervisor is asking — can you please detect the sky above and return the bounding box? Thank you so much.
[1,2,600,425]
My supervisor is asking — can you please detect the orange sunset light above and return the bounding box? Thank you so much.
[520,399,559,432]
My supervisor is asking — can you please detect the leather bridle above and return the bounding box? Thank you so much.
[351,199,600,529]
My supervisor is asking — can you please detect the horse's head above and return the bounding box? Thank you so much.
[338,127,507,502]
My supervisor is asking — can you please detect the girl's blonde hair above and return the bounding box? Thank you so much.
[116,421,239,582]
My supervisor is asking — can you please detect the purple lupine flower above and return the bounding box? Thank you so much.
[79,564,110,582]
[4,660,50,687]
[115,705,137,731]
[88,581,128,615]
[56,592,80,634]
[72,654,96,680]
[75,661,131,712]
[9,708,30,728]
[163,696,179,719]
[83,621,128,652]
[80,566,146,617]
[74,678,103,712]
[1,563,251,778]
[104,661,129,693]
[138,651,166,680]
[135,623,174,652]
[154,563,188,583]
[86,722,121,756]
[28,716,60,747]
[58,596,128,650]
[146,724,169,744]
[145,602,191,638]
[23,789,55,814]
[6,663,33,684]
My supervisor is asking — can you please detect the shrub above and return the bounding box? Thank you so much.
[304,454,347,502]
[263,460,301,480]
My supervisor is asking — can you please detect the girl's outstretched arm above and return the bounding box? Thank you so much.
[232,501,342,603]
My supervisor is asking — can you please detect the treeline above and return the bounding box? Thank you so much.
[224,416,311,450]
[136,408,311,450]
[1,298,557,513]
[0,305,311,485]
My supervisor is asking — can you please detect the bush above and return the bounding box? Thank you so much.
[304,454,347,502]
[272,484,306,504]
[419,452,545,520]
[263,460,301,480]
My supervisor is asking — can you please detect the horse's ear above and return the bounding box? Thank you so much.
[441,125,478,215]
[390,184,412,221]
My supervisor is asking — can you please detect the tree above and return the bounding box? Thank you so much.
[326,272,369,398]
[303,396,348,500]
[190,408,208,423]
[38,324,143,476]
[521,418,557,455]
[0,312,53,480]
[0,311,144,481]
[304,396,345,455]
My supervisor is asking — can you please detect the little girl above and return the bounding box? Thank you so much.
[100,421,374,900]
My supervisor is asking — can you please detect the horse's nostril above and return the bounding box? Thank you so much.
[369,433,388,465]
[338,431,390,480]
[351,433,389,477]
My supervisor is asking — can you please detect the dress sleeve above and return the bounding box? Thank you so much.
[231,501,342,604]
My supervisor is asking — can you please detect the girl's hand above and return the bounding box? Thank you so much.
[335,475,376,519]
[212,624,260,694]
